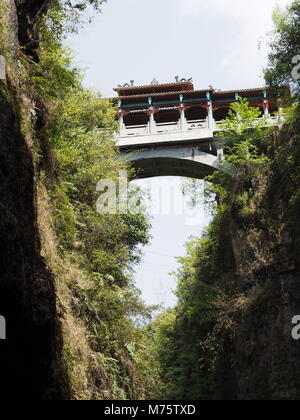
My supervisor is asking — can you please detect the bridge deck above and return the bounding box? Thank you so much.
[116,116,280,148]
[117,115,281,180]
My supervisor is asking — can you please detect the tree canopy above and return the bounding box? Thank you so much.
[265,0,300,95]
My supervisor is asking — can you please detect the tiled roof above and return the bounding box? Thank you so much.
[108,86,289,101]
[213,87,266,95]
[114,81,193,92]
[109,89,212,101]
[110,88,270,101]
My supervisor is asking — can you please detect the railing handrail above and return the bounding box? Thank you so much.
[187,119,206,123]
[125,124,148,129]
[156,121,179,126]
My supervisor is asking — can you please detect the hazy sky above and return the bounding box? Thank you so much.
[67,0,291,308]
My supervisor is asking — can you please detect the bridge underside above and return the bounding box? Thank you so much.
[120,142,221,180]
[130,157,216,179]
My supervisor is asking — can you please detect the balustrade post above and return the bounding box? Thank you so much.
[263,99,269,117]
[117,109,125,135]
[277,98,283,125]
[217,146,225,161]
[179,103,187,132]
[148,106,156,134]
[206,100,214,130]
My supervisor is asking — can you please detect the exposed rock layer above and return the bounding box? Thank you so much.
[0,0,60,400]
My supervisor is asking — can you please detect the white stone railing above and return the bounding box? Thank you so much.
[120,119,209,138]
[156,121,180,133]
[187,119,207,130]
[119,115,283,139]
[214,120,223,128]
[214,115,283,131]
[121,124,148,136]
[266,115,283,125]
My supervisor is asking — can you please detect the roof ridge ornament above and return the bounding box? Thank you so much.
[117,80,135,88]
[151,77,159,86]
[175,76,193,83]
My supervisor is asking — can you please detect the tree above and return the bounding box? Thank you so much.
[265,0,300,95]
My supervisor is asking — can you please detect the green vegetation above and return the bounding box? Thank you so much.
[148,99,269,400]
[36,0,300,400]
[265,0,300,94]
[149,0,300,400]
[3,0,300,400]
[8,0,161,400]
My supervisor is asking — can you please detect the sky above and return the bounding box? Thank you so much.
[67,0,291,308]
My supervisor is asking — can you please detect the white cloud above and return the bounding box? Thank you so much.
[178,0,292,88]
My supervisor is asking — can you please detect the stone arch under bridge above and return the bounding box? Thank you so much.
[119,140,223,180]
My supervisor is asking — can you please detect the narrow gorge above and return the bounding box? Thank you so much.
[0,0,300,401]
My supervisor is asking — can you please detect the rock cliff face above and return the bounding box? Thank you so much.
[0,0,60,400]
[0,0,299,402]
[15,0,50,60]
[233,271,300,400]
[229,124,300,400]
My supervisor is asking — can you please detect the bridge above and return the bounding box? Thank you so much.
[113,79,288,180]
